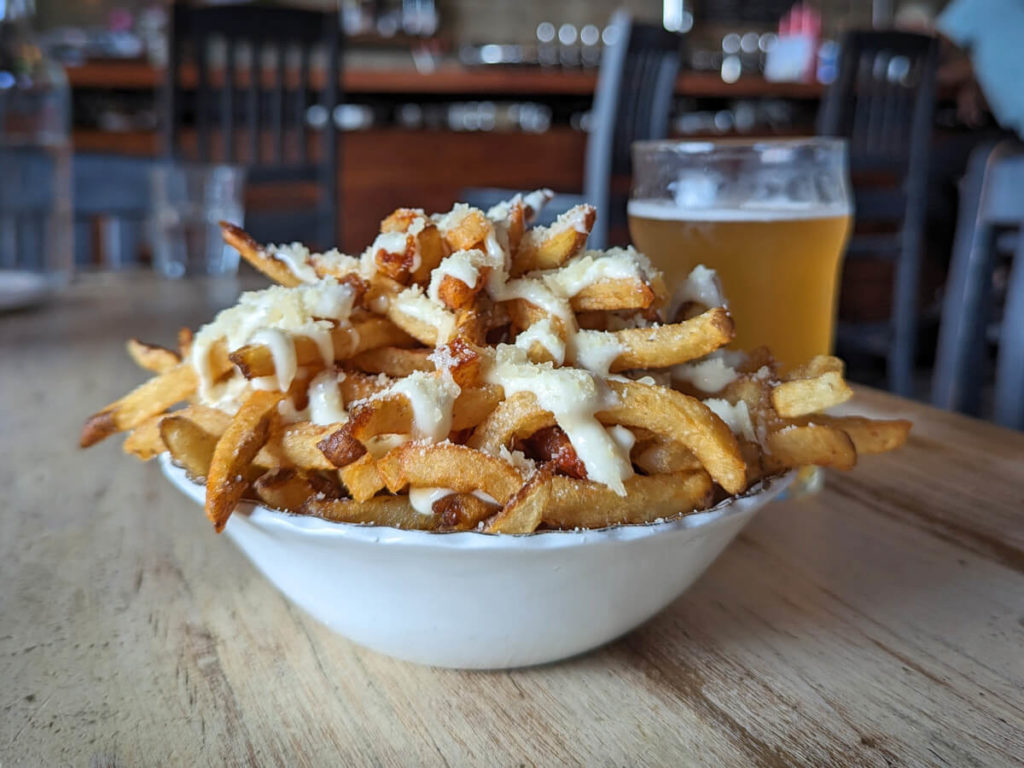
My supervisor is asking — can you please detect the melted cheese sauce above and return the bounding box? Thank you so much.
[190,280,357,404]
[387,370,461,441]
[486,345,632,494]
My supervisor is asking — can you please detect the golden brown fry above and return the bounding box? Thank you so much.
[126,338,180,374]
[539,470,713,529]
[178,327,194,358]
[205,390,283,532]
[376,442,523,504]
[485,469,551,534]
[340,370,393,402]
[603,308,734,372]
[466,391,556,456]
[434,493,499,531]
[437,272,487,311]
[632,435,702,475]
[442,209,491,251]
[255,423,338,470]
[763,425,857,473]
[331,381,502,451]
[513,205,596,274]
[339,453,385,502]
[785,355,844,380]
[230,318,415,380]
[569,278,657,313]
[122,413,166,460]
[771,370,853,418]
[600,379,747,495]
[160,415,221,481]
[80,363,197,447]
[349,346,433,377]
[815,416,911,455]
[253,468,317,512]
[221,222,304,287]
[302,495,438,530]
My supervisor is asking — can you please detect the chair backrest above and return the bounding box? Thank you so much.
[818,30,937,177]
[164,2,341,248]
[585,10,683,248]
[932,140,1024,428]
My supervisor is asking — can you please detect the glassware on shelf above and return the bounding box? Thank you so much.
[0,0,72,309]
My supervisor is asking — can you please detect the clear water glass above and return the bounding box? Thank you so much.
[149,164,246,278]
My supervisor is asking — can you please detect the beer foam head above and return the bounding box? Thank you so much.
[627,199,852,222]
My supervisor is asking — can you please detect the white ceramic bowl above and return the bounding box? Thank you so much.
[160,454,792,669]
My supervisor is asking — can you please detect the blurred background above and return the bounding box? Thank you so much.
[4,0,1022,426]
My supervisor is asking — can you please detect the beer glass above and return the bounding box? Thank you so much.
[629,138,852,492]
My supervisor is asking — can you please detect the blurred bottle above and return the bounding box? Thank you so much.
[0,0,72,288]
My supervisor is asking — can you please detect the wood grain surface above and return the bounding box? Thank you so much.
[2,274,1022,767]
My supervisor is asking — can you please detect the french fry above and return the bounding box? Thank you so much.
[376,442,523,504]
[434,493,499,531]
[815,416,911,454]
[513,205,596,274]
[160,415,221,480]
[230,318,415,380]
[569,278,657,313]
[467,391,556,456]
[221,222,304,287]
[632,435,702,475]
[539,471,713,529]
[600,308,734,372]
[255,423,338,470]
[485,469,551,534]
[126,339,180,374]
[253,468,318,512]
[771,370,854,418]
[302,495,438,530]
[84,197,911,536]
[599,379,747,495]
[763,425,857,472]
[205,390,283,531]
[339,453,385,502]
[80,363,197,447]
[122,412,166,460]
[349,347,433,377]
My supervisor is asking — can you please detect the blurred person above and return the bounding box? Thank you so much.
[936,0,1024,138]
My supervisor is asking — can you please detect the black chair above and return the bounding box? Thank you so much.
[819,30,938,397]
[932,140,1024,429]
[462,10,683,249]
[164,2,341,249]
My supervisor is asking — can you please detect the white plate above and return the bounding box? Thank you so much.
[0,271,54,312]
[161,454,793,669]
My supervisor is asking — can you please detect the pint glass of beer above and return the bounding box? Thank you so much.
[628,139,852,369]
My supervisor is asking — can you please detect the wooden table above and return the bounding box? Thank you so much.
[3,274,1023,766]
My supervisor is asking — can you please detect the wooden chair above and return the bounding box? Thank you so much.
[164,2,341,249]
[932,140,1024,429]
[819,30,938,396]
[462,10,683,248]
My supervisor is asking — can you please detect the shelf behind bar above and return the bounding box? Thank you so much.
[66,59,824,99]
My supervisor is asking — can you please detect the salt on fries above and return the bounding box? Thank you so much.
[81,194,910,533]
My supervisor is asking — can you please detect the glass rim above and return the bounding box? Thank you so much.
[632,136,847,155]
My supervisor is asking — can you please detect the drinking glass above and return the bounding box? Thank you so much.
[629,138,853,494]
[149,163,246,278]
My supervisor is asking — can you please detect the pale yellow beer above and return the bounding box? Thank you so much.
[628,202,851,368]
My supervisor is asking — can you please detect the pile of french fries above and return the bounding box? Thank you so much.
[80,193,910,533]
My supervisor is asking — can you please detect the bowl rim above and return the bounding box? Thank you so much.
[159,453,793,551]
